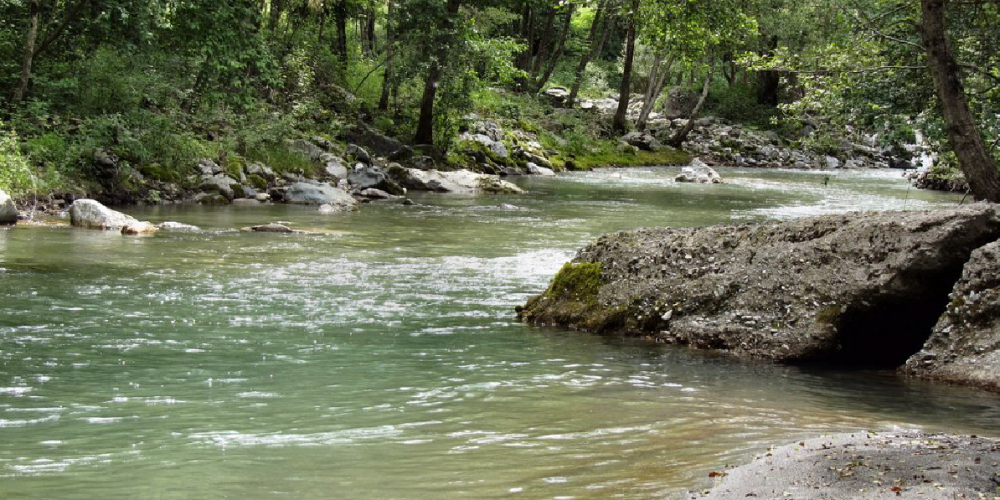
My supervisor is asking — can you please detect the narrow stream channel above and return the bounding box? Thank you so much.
[2,168,997,499]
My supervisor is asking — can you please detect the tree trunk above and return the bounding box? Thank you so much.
[612,0,638,135]
[920,0,1000,202]
[530,8,556,79]
[566,0,609,108]
[534,4,575,92]
[668,70,713,148]
[378,0,395,111]
[11,0,41,106]
[756,36,780,105]
[334,0,348,70]
[637,53,675,131]
[414,0,461,145]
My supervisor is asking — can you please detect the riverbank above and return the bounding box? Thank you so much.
[696,432,1000,499]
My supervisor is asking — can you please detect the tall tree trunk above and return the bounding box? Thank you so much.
[334,0,348,70]
[756,36,780,105]
[378,0,396,111]
[11,0,41,106]
[668,70,713,147]
[530,8,556,79]
[637,53,675,131]
[517,6,535,72]
[414,0,461,145]
[534,4,576,92]
[567,0,610,108]
[612,0,638,135]
[920,0,1000,202]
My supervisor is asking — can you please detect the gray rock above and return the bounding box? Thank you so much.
[121,222,158,236]
[157,221,200,232]
[197,159,223,176]
[344,123,404,157]
[904,240,1000,391]
[387,166,523,195]
[310,136,342,154]
[348,164,404,195]
[246,162,275,181]
[542,86,570,105]
[526,163,556,176]
[675,160,723,184]
[288,139,326,162]
[518,206,1000,366]
[359,188,396,200]
[824,155,841,169]
[254,192,271,202]
[664,86,699,119]
[700,432,1000,500]
[0,189,17,225]
[461,132,509,159]
[284,182,358,210]
[69,199,141,230]
[200,175,243,201]
[323,155,349,180]
[622,132,662,152]
[246,223,294,233]
[346,144,372,165]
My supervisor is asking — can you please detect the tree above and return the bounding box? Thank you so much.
[414,0,461,145]
[612,0,638,134]
[919,0,1000,202]
[566,0,612,108]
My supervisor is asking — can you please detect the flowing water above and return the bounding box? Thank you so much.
[2,168,998,500]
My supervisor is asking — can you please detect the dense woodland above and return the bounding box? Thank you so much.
[1,0,999,201]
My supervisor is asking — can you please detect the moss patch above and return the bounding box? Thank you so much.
[547,262,603,301]
[569,148,692,170]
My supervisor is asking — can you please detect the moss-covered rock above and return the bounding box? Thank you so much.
[246,174,268,191]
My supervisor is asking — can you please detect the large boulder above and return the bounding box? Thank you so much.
[69,199,141,230]
[347,164,404,195]
[675,160,723,184]
[0,189,17,225]
[284,182,358,211]
[344,123,406,158]
[904,241,1000,391]
[518,206,1000,367]
[664,86,699,119]
[387,166,523,195]
[622,131,662,152]
[200,175,244,201]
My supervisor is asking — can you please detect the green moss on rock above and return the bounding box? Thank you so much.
[548,262,603,301]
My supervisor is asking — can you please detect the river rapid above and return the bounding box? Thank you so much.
[1,168,998,500]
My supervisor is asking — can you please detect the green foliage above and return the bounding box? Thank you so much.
[705,82,777,128]
[0,124,38,196]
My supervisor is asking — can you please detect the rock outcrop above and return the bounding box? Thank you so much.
[69,199,144,230]
[699,432,1000,500]
[518,206,1000,369]
[904,241,1000,390]
[283,182,358,210]
[0,189,17,225]
[387,166,523,195]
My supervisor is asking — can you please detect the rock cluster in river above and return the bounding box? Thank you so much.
[69,199,159,235]
[518,205,1000,390]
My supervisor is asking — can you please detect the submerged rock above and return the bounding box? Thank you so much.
[121,222,158,236]
[526,163,556,176]
[904,241,1000,390]
[284,182,358,210]
[69,199,142,230]
[157,221,200,232]
[0,189,17,225]
[518,206,1000,367]
[244,223,294,233]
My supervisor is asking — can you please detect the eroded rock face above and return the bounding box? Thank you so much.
[69,199,140,230]
[518,206,1000,365]
[904,241,1000,390]
[0,189,17,225]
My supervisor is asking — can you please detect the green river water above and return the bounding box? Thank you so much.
[1,168,998,500]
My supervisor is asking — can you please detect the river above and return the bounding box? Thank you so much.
[1,168,998,499]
